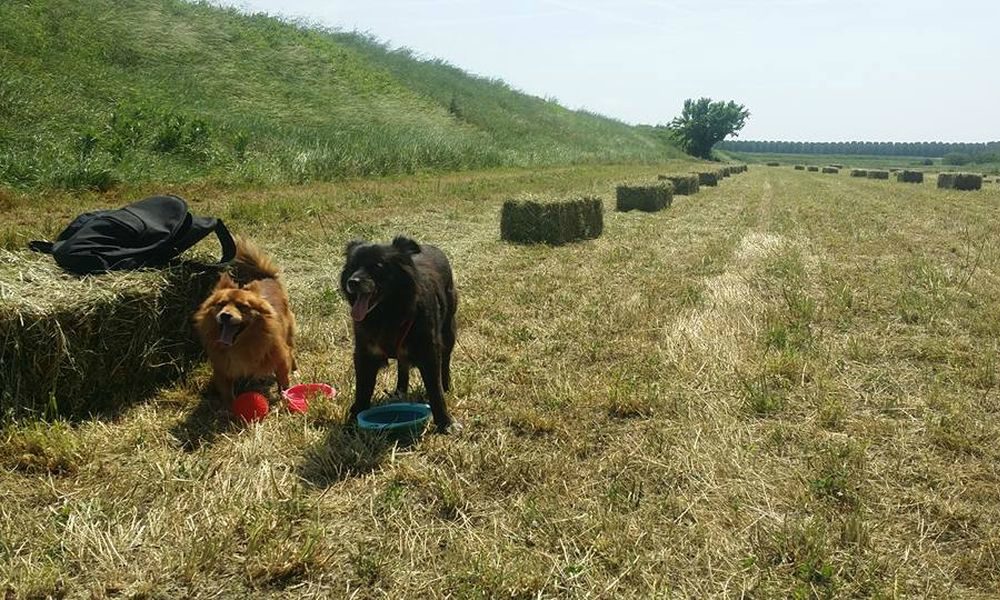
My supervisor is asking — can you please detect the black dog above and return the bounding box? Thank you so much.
[340,236,459,432]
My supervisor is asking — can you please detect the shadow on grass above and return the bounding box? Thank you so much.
[299,424,395,488]
[169,378,275,452]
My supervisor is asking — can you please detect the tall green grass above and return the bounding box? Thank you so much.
[0,0,680,191]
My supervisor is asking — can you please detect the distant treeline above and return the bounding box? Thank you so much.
[717,140,1000,158]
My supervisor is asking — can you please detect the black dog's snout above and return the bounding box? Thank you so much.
[346,277,362,293]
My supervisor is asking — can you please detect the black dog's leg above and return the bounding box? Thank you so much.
[441,321,455,393]
[417,356,455,432]
[349,352,379,422]
[395,359,410,397]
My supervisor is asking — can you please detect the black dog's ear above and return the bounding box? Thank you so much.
[344,240,364,257]
[392,236,421,255]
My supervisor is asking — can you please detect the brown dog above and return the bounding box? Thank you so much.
[194,237,296,404]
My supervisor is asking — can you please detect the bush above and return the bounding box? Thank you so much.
[821,167,839,174]
[501,195,604,244]
[867,170,889,180]
[942,152,971,166]
[658,174,699,195]
[937,172,983,191]
[896,170,924,184]
[615,182,673,212]
[807,166,819,172]
[697,171,719,186]
[850,169,868,177]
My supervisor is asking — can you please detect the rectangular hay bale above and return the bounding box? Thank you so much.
[807,166,819,172]
[500,195,604,245]
[822,167,839,174]
[896,170,924,183]
[697,171,719,186]
[1,252,217,419]
[615,182,673,213]
[766,161,780,167]
[867,170,889,180]
[850,169,868,177]
[794,165,805,170]
[657,174,699,195]
[937,172,983,191]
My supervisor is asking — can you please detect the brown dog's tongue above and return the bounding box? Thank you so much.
[218,321,239,346]
[351,293,371,322]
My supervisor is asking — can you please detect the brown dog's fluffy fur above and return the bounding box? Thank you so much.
[194,237,295,403]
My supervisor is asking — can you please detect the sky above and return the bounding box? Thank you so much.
[215,0,999,142]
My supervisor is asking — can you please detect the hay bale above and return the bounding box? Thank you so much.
[732,164,747,174]
[615,182,673,213]
[794,165,805,171]
[500,195,604,245]
[1,251,217,419]
[867,170,889,180]
[896,170,924,183]
[937,172,983,191]
[658,174,699,195]
[766,161,780,167]
[830,164,845,169]
[822,167,839,174]
[697,171,719,186]
[850,169,868,177]
[807,166,819,172]
[719,167,731,179]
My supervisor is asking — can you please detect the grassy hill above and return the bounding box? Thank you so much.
[0,0,681,191]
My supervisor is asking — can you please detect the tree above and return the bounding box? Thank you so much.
[669,98,750,159]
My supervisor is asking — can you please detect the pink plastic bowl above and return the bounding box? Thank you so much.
[282,383,336,414]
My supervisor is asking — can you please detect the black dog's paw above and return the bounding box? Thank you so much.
[436,420,463,435]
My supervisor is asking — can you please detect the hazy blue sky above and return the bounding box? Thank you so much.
[216,0,998,142]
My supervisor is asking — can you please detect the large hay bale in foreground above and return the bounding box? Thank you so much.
[850,169,868,177]
[897,170,924,183]
[822,167,839,174]
[937,172,983,191]
[658,174,699,195]
[697,171,719,186]
[615,182,673,212]
[794,165,805,171]
[807,166,820,172]
[867,170,889,180]
[1,252,217,419]
[500,195,604,244]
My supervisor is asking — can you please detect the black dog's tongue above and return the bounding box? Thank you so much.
[218,321,239,345]
[351,293,371,322]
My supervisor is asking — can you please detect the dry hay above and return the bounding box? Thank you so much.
[697,171,719,186]
[850,169,868,177]
[937,172,983,191]
[896,170,924,184]
[0,251,218,419]
[500,195,604,245]
[806,166,820,172]
[794,165,805,171]
[867,170,890,180]
[615,181,673,212]
[658,174,699,195]
[822,167,839,174]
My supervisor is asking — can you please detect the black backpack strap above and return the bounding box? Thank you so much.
[173,215,237,266]
[28,240,54,254]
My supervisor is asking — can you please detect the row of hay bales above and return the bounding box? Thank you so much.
[501,164,748,244]
[1,251,217,419]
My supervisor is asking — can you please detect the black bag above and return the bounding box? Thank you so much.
[29,194,236,274]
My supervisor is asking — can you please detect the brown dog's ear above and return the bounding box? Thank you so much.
[345,240,364,257]
[215,272,238,289]
[392,236,421,255]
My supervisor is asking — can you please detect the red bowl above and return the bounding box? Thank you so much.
[282,383,336,413]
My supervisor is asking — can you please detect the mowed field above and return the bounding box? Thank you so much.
[3,164,1000,598]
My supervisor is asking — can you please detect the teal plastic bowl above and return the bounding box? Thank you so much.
[357,403,431,442]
